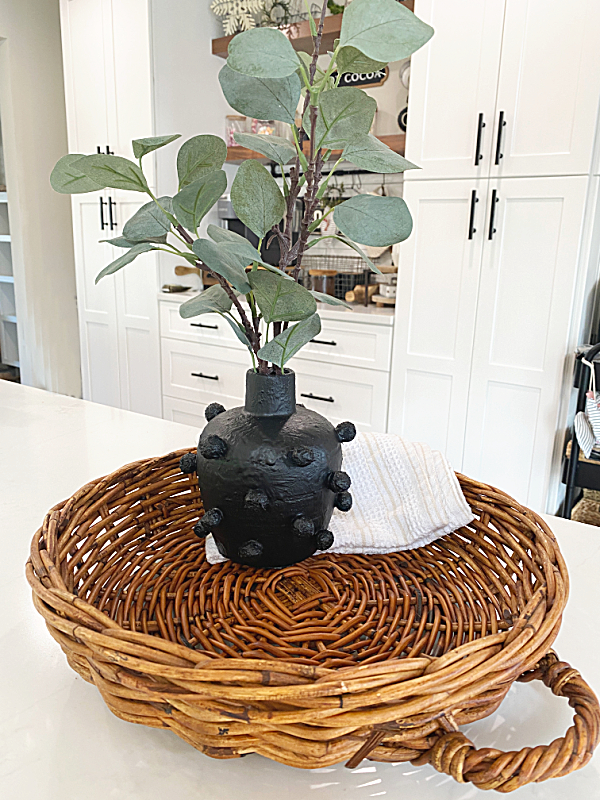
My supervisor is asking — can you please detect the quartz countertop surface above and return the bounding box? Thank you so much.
[1,381,599,799]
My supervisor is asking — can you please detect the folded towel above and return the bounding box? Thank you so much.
[205,432,474,564]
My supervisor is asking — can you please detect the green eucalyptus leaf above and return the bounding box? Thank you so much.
[249,271,316,323]
[122,197,173,243]
[342,134,419,173]
[257,313,321,367]
[173,171,227,232]
[227,27,299,79]
[50,154,103,194]
[179,284,233,319]
[309,88,376,150]
[219,65,301,125]
[176,135,227,189]
[192,239,252,294]
[336,46,387,75]
[220,313,253,351]
[77,154,149,192]
[307,234,381,273]
[132,134,181,160]
[95,243,155,284]
[310,290,353,309]
[333,194,413,247]
[233,133,296,166]
[99,236,138,248]
[231,160,285,239]
[340,0,434,63]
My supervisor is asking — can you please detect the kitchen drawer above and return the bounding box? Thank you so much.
[160,302,245,349]
[295,317,392,371]
[293,361,389,433]
[163,395,208,431]
[161,338,246,406]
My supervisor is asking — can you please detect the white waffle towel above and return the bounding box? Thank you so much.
[205,432,474,564]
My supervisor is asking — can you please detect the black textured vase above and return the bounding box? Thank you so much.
[181,369,355,568]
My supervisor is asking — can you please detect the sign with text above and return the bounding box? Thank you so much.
[332,66,389,89]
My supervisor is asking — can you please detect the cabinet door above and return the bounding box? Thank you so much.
[71,193,121,406]
[462,177,587,511]
[60,0,111,153]
[493,0,600,177]
[389,179,488,468]
[405,0,505,180]
[112,192,162,417]
[108,0,155,182]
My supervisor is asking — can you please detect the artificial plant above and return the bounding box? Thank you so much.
[51,0,433,375]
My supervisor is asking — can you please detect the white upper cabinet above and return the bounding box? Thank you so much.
[388,179,489,468]
[406,0,505,181]
[408,0,600,180]
[492,0,600,178]
[60,0,111,153]
[462,176,588,510]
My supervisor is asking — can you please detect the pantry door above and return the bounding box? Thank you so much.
[462,176,587,511]
[492,0,600,178]
[406,0,506,180]
[389,179,489,469]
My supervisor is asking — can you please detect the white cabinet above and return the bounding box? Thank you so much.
[391,176,588,510]
[389,179,489,467]
[408,0,600,180]
[60,0,154,181]
[159,296,395,434]
[60,0,161,415]
[462,176,587,507]
[71,192,161,415]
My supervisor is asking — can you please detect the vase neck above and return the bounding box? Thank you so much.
[244,369,296,418]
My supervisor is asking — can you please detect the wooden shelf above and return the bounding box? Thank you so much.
[226,133,405,163]
[212,2,413,59]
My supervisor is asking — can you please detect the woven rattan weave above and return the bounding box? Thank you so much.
[27,449,600,792]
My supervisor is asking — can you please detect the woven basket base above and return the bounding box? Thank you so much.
[27,449,600,792]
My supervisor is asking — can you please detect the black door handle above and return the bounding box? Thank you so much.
[108,196,117,230]
[474,113,486,166]
[310,339,337,346]
[99,197,108,230]
[468,189,478,240]
[190,322,218,330]
[106,145,114,155]
[191,372,219,381]
[96,146,102,154]
[301,392,334,403]
[488,189,499,239]
[494,111,506,165]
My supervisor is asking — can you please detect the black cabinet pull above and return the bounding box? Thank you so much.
[191,371,219,381]
[311,338,337,346]
[488,189,499,239]
[474,112,486,166]
[494,111,506,165]
[108,196,117,230]
[99,197,108,230]
[96,146,102,154]
[468,189,478,240]
[190,322,218,330]
[301,392,334,403]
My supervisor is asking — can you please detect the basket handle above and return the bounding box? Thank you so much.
[346,653,600,790]
[412,652,600,791]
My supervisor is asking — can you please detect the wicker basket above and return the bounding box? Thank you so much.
[27,449,600,792]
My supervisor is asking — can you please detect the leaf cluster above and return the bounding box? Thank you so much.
[49,0,433,372]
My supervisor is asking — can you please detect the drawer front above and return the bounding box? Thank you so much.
[294,318,392,371]
[160,302,244,349]
[161,339,246,406]
[163,395,207,431]
[293,361,389,433]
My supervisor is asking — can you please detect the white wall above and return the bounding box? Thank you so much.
[0,0,81,396]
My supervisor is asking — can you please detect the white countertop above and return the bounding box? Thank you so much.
[1,381,599,799]
[159,289,396,326]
